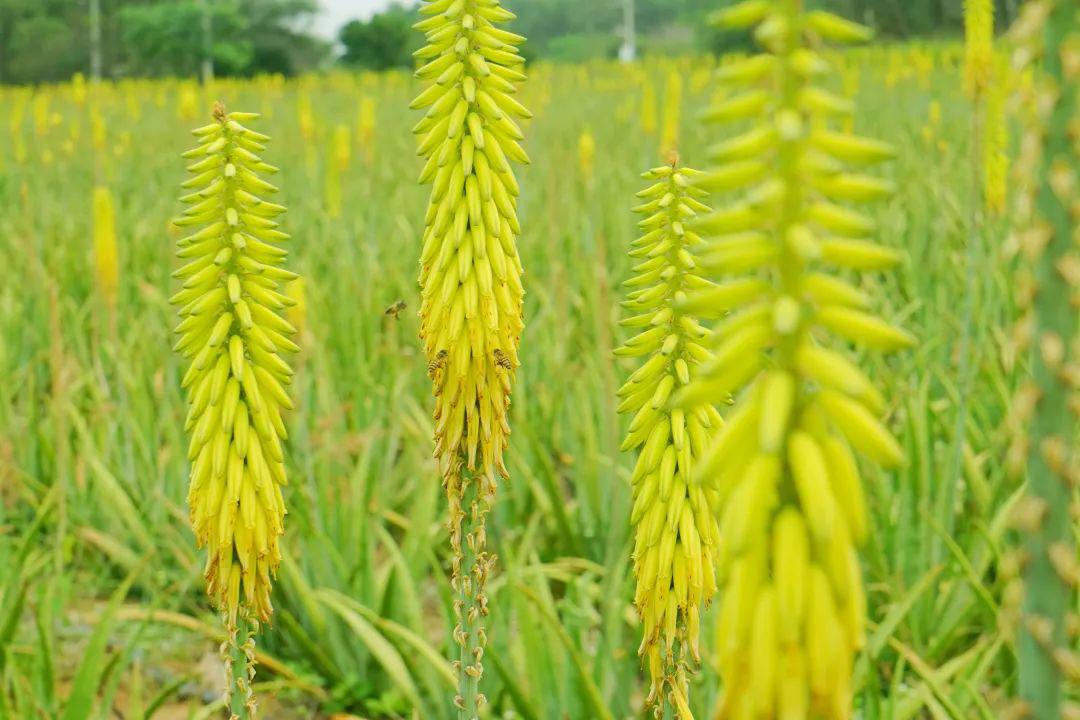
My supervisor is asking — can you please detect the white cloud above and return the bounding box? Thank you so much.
[314,0,415,39]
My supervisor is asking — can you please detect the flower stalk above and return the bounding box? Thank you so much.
[222,610,258,720]
[92,185,119,311]
[1008,2,1080,717]
[170,102,299,716]
[685,1,912,716]
[410,0,531,716]
[617,156,721,719]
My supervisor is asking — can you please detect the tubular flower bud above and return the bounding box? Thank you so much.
[619,158,721,719]
[172,103,297,625]
[688,3,913,718]
[411,0,530,715]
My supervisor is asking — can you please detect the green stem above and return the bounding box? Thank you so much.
[775,0,806,395]
[939,69,985,559]
[450,471,492,720]
[223,610,258,720]
[1018,3,1078,717]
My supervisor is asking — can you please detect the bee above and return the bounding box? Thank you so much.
[384,299,407,319]
[427,349,448,379]
[493,349,513,371]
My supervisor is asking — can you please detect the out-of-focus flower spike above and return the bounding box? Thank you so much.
[410,0,530,716]
[619,157,719,719]
[687,3,911,717]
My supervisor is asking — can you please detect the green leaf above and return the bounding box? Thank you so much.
[316,588,425,713]
[59,565,142,720]
[516,584,614,720]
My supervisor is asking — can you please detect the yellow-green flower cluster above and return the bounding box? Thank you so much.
[171,104,298,624]
[617,160,722,719]
[410,0,531,713]
[412,0,531,487]
[963,0,994,99]
[659,72,683,158]
[92,185,119,309]
[983,55,1009,217]
[579,130,596,183]
[682,1,913,717]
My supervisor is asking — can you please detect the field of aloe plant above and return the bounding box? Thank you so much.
[0,1,1077,718]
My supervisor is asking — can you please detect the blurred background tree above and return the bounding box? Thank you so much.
[0,0,90,83]
[507,0,1013,61]
[321,0,1004,67]
[118,2,252,77]
[339,5,414,71]
[0,0,326,83]
[0,0,1015,83]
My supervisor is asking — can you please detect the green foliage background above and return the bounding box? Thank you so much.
[0,0,325,83]
[0,0,1020,82]
[0,40,1034,716]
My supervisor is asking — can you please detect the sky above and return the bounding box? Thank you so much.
[314,0,406,39]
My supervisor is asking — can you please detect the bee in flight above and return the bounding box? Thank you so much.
[493,349,513,371]
[427,349,448,379]
[384,299,407,319]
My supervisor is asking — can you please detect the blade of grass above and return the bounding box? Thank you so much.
[516,584,614,720]
[316,588,426,713]
[59,564,142,720]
